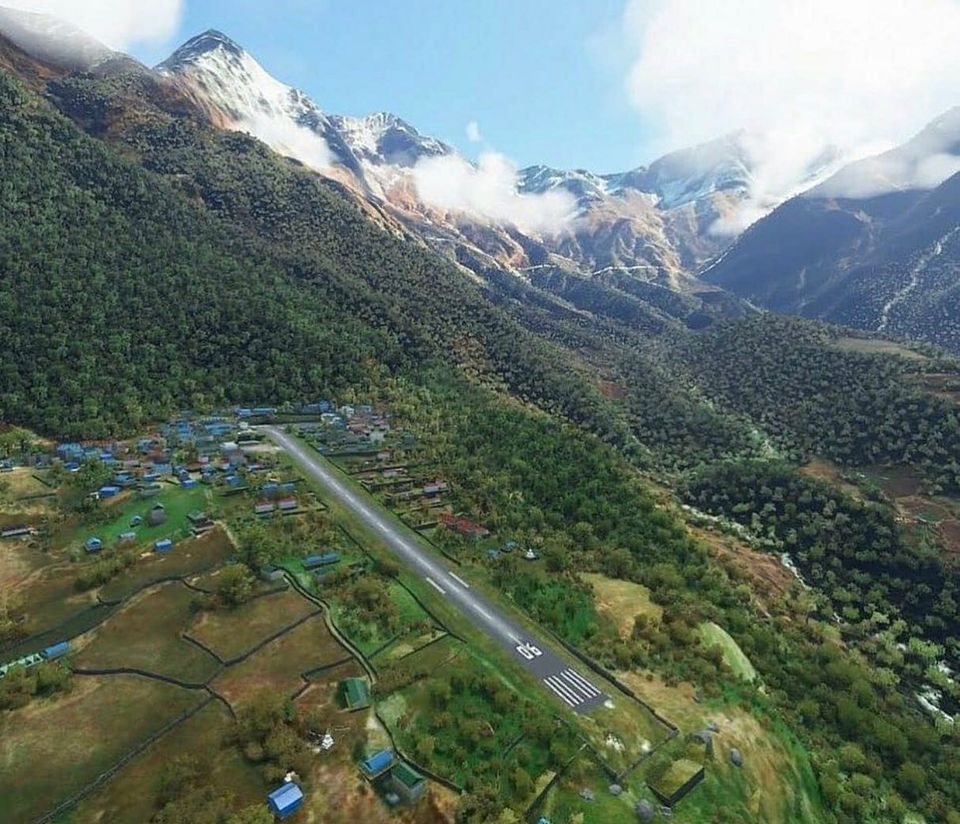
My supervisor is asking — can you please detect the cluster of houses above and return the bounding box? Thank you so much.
[301,404,407,461]
[253,480,301,517]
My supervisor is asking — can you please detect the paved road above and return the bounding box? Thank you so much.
[261,425,608,714]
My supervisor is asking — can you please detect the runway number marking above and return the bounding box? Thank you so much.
[516,642,543,660]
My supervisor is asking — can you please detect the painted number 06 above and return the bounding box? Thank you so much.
[516,643,542,660]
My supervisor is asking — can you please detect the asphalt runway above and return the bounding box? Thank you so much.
[261,425,608,714]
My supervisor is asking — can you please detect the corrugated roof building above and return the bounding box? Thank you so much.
[266,782,303,819]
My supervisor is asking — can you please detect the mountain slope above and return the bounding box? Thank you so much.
[152,31,769,295]
[704,110,960,351]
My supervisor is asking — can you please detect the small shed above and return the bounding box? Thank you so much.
[147,504,167,526]
[130,515,143,526]
[260,564,285,583]
[266,782,303,819]
[118,531,137,545]
[388,762,426,803]
[154,538,173,553]
[303,552,340,570]
[41,641,70,660]
[99,485,121,499]
[342,677,371,710]
[278,497,299,512]
[84,537,103,554]
[360,749,395,779]
[255,500,276,515]
[181,478,197,489]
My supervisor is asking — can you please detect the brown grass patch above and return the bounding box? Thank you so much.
[70,701,262,824]
[693,527,795,604]
[581,572,662,639]
[75,581,221,684]
[188,588,316,661]
[211,616,348,710]
[0,675,202,822]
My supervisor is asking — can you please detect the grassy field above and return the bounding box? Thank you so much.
[10,561,102,636]
[538,758,647,823]
[211,615,349,709]
[379,650,574,792]
[698,622,758,682]
[98,527,235,601]
[75,582,222,684]
[70,483,212,553]
[614,671,826,823]
[187,587,317,661]
[0,675,203,822]
[581,572,662,639]
[66,700,263,824]
[831,336,930,361]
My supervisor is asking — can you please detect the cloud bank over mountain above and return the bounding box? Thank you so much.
[622,0,960,213]
[412,151,577,234]
[3,0,183,49]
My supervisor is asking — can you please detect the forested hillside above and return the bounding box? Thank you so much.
[4,39,960,824]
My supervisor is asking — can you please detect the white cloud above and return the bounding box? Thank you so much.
[2,0,183,49]
[465,120,482,143]
[622,0,960,215]
[412,151,576,234]
[239,112,333,171]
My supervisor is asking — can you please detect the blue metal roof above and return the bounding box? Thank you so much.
[361,749,394,775]
[42,641,70,660]
[267,783,303,818]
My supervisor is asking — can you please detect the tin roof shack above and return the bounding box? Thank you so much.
[84,537,103,554]
[438,513,490,541]
[255,500,276,516]
[266,782,303,819]
[41,641,70,661]
[387,762,426,803]
[647,757,705,807]
[260,564,285,583]
[342,677,371,710]
[277,497,300,514]
[147,504,167,526]
[188,511,215,536]
[154,538,173,553]
[303,552,340,571]
[360,749,395,780]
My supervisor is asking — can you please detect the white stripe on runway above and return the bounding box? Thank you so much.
[448,571,470,589]
[565,669,600,695]
[425,577,446,595]
[561,672,597,698]
[546,676,583,705]
[562,669,600,697]
[543,678,577,707]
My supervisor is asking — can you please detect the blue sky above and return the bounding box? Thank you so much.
[128,0,656,173]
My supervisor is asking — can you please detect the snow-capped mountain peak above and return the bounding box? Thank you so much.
[328,111,451,168]
[156,29,319,127]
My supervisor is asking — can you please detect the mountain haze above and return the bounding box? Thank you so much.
[705,109,960,351]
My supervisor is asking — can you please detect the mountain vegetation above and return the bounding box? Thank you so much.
[3,32,960,824]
